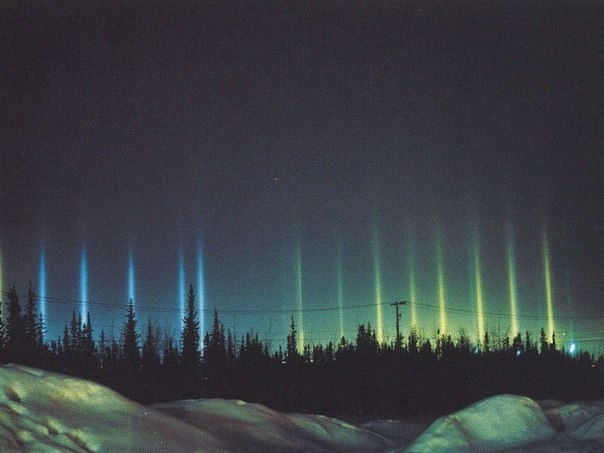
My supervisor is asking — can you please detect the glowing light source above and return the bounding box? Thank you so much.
[436,239,447,335]
[543,227,555,342]
[197,236,206,342]
[372,226,384,344]
[407,250,418,329]
[80,246,88,323]
[178,249,186,331]
[39,245,47,336]
[127,247,135,306]
[506,224,519,337]
[569,342,576,354]
[472,238,485,344]
[336,246,345,340]
[295,242,305,352]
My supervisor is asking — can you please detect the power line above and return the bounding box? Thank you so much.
[3,291,603,321]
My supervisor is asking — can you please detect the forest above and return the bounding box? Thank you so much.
[1,284,602,418]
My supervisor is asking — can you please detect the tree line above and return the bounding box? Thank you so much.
[0,284,602,417]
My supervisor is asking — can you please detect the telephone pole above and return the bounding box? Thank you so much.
[391,300,407,350]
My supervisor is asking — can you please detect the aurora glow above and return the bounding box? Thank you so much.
[197,237,206,345]
[178,249,186,330]
[336,246,345,340]
[436,239,447,335]
[472,238,485,344]
[80,246,88,322]
[295,242,305,351]
[506,225,519,337]
[127,247,135,306]
[543,228,555,342]
[39,246,47,334]
[372,226,385,344]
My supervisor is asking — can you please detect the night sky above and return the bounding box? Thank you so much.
[1,1,602,352]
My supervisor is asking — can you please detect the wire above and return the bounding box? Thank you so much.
[3,291,603,321]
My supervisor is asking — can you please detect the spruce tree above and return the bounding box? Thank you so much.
[204,308,226,366]
[286,315,298,364]
[80,313,97,371]
[5,287,23,361]
[69,311,81,359]
[408,325,419,356]
[121,301,140,370]
[180,284,200,371]
[0,300,5,354]
[142,319,160,371]
[23,284,40,359]
[540,327,548,354]
[163,333,180,369]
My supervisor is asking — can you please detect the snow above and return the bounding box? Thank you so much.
[405,395,556,452]
[0,363,602,452]
[153,399,390,451]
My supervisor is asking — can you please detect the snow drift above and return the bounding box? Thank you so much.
[0,364,390,451]
[0,363,602,452]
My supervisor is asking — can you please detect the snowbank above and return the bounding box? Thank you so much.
[0,364,389,452]
[0,364,227,451]
[154,399,390,451]
[406,395,604,452]
[405,395,555,452]
[0,364,602,452]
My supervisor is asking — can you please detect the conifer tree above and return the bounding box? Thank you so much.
[163,333,180,369]
[98,329,107,369]
[180,284,200,371]
[80,313,97,371]
[540,327,548,354]
[408,325,419,356]
[286,315,298,364]
[61,325,70,357]
[5,287,23,360]
[69,311,81,358]
[121,301,140,370]
[23,284,40,358]
[0,300,5,354]
[226,329,236,364]
[203,308,226,367]
[142,319,160,371]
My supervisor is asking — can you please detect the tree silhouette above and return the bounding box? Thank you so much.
[181,284,201,372]
[5,286,23,361]
[121,301,140,370]
[142,319,160,372]
[286,316,298,364]
[23,284,41,361]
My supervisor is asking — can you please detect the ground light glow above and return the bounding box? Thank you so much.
[39,246,47,336]
[197,237,206,342]
[506,225,519,337]
[472,238,485,345]
[336,247,345,340]
[178,249,186,331]
[79,246,88,323]
[436,238,447,335]
[127,247,135,306]
[543,228,555,342]
[295,242,304,352]
[372,227,384,344]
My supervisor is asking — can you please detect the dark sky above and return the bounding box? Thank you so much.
[1,1,602,351]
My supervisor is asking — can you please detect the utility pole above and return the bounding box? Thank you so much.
[391,300,407,350]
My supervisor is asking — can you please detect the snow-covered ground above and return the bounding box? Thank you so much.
[0,363,602,452]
